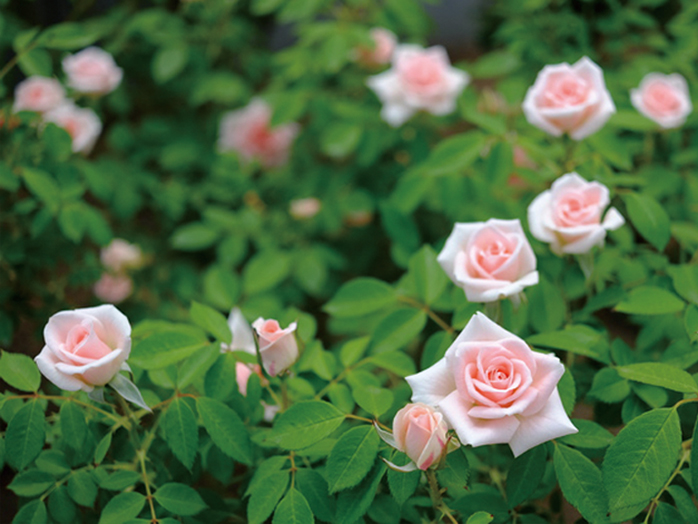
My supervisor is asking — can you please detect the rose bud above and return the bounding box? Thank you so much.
[93,273,133,304]
[407,313,577,457]
[528,172,625,255]
[43,102,102,154]
[62,47,123,95]
[437,218,539,305]
[522,56,615,140]
[393,403,449,470]
[13,76,65,114]
[366,44,470,127]
[631,72,692,129]
[252,318,299,377]
[354,27,397,66]
[290,198,321,220]
[100,239,144,273]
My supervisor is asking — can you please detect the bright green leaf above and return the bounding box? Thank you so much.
[163,397,198,470]
[6,399,45,470]
[324,278,396,318]
[273,401,345,450]
[615,286,684,315]
[98,492,146,524]
[506,445,547,508]
[616,362,698,393]
[554,444,609,523]
[0,351,41,392]
[624,193,671,252]
[197,397,252,465]
[154,483,207,516]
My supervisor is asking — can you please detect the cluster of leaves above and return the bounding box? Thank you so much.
[1,0,698,523]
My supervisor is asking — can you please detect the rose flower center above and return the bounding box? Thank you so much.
[644,83,681,115]
[541,73,591,108]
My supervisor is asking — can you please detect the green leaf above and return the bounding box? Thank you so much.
[559,419,614,449]
[13,500,47,524]
[653,502,686,524]
[152,45,188,84]
[335,462,387,524]
[190,302,231,344]
[40,22,104,49]
[339,337,370,367]
[9,469,55,497]
[176,343,220,390]
[408,246,448,305]
[588,368,631,403]
[327,426,379,494]
[22,167,61,215]
[163,397,198,470]
[170,223,219,251]
[68,470,97,507]
[691,416,698,500]
[35,450,69,476]
[615,286,684,315]
[528,276,566,333]
[99,470,141,491]
[351,386,393,418]
[248,469,289,524]
[436,447,470,497]
[422,132,484,176]
[98,492,146,524]
[321,122,362,159]
[273,401,345,450]
[18,48,52,77]
[553,444,609,523]
[667,264,698,306]
[505,444,547,508]
[603,408,681,522]
[243,250,292,295]
[624,193,671,252]
[369,308,426,354]
[154,483,207,516]
[368,352,416,377]
[130,326,209,369]
[469,50,520,78]
[204,354,238,400]
[94,432,112,464]
[324,278,396,318]
[296,469,334,522]
[245,456,288,497]
[197,397,252,465]
[527,325,609,363]
[6,399,45,470]
[0,351,41,392]
[272,488,315,524]
[48,485,77,524]
[616,362,698,393]
[667,485,698,523]
[466,513,495,524]
[387,453,420,506]
[251,0,286,15]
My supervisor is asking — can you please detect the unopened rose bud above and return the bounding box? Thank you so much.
[252,318,299,377]
[393,403,449,470]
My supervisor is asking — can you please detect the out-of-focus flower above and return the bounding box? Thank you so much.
[367,44,469,127]
[355,28,397,66]
[100,239,144,273]
[62,47,123,95]
[93,273,133,304]
[236,362,264,396]
[13,76,65,113]
[290,198,321,220]
[631,73,692,129]
[252,318,299,376]
[221,307,257,354]
[43,102,102,154]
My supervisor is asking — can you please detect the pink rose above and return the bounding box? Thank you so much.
[631,73,692,129]
[43,102,102,154]
[355,28,397,66]
[366,44,469,127]
[393,403,449,470]
[290,198,321,220]
[528,172,625,255]
[406,313,577,457]
[251,318,299,376]
[437,219,539,305]
[221,307,257,354]
[100,239,144,273]
[35,305,131,392]
[236,362,264,396]
[62,47,123,95]
[522,57,615,140]
[93,273,133,304]
[218,99,299,169]
[13,76,65,113]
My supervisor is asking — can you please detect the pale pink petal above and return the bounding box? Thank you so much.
[35,346,88,392]
[406,358,456,406]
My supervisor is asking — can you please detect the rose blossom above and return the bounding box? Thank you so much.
[437,218,539,305]
[528,172,625,255]
[100,239,144,273]
[522,56,615,140]
[407,313,576,457]
[355,28,397,66]
[221,307,257,354]
[392,403,449,470]
[13,76,65,113]
[35,305,132,392]
[43,102,102,154]
[290,198,321,220]
[93,273,133,304]
[630,73,692,129]
[366,44,470,127]
[252,318,299,376]
[218,99,299,169]
[62,47,123,95]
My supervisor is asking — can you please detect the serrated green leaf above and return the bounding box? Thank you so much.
[653,502,686,524]
[99,470,141,491]
[98,492,146,524]
[59,402,87,450]
[506,444,546,508]
[0,351,41,392]
[13,499,47,524]
[324,278,396,318]
[624,193,671,252]
[467,512,495,524]
[94,432,112,464]
[339,337,370,368]
[176,343,220,390]
[6,399,45,470]
[553,444,609,523]
[296,468,334,522]
[68,470,97,507]
[243,250,291,295]
[9,469,55,497]
[351,386,393,418]
[272,488,315,524]
[387,453,420,506]
[615,286,684,315]
[48,485,77,524]
[527,325,609,363]
[327,426,380,493]
[35,450,69,476]
[154,483,207,516]
[408,246,448,305]
[559,419,614,449]
[197,397,252,464]
[370,308,426,354]
[616,362,698,393]
[368,352,416,377]
[588,368,631,403]
[190,301,232,344]
[163,397,198,470]
[248,469,289,524]
[22,167,61,215]
[204,353,238,400]
[667,264,698,306]
[273,401,345,450]
[130,326,208,369]
[335,462,386,524]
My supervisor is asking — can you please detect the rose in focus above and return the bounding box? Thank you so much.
[13,76,65,113]
[437,218,539,305]
[393,403,449,470]
[366,44,469,127]
[523,56,615,140]
[62,47,123,95]
[407,313,576,457]
[252,317,299,376]
[528,172,625,255]
[631,73,692,129]
[35,305,131,392]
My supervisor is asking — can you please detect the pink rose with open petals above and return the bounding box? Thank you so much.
[631,73,692,129]
[437,219,539,304]
[13,76,65,113]
[393,403,449,470]
[62,47,123,95]
[523,57,615,140]
[528,172,624,255]
[366,44,469,127]
[43,102,102,154]
[218,99,299,169]
[252,318,299,376]
[35,305,131,392]
[407,313,576,457]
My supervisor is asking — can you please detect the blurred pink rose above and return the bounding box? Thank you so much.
[528,172,625,255]
[631,73,692,129]
[236,362,264,396]
[218,99,299,168]
[62,47,123,95]
[35,305,132,391]
[13,76,65,113]
[366,44,470,127]
[43,102,102,154]
[93,273,133,304]
[407,313,576,457]
[393,403,449,470]
[290,198,321,219]
[252,318,299,376]
[522,57,615,140]
[437,218,539,305]
[100,239,144,273]
[355,28,397,66]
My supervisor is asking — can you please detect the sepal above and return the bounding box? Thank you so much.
[109,373,151,412]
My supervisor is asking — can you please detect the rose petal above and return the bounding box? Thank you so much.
[406,358,456,406]
[35,346,88,392]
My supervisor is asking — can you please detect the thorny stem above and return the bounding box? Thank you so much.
[289,451,297,489]
[264,383,283,408]
[398,296,455,335]
[426,469,459,524]
[138,449,159,524]
[345,412,391,431]
[642,443,691,524]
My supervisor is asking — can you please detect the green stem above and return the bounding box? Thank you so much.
[484,301,502,324]
[642,444,690,523]
[398,295,455,335]
[7,394,127,427]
